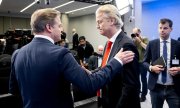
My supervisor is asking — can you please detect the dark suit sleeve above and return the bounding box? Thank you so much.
[60,52,123,94]
[117,43,140,107]
[143,42,152,71]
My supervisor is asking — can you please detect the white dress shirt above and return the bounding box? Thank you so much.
[157,38,173,85]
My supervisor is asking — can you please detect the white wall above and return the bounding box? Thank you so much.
[68,14,107,51]
[123,10,135,37]
[142,0,180,40]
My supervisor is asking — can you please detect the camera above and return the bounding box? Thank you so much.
[131,33,136,38]
[131,33,140,38]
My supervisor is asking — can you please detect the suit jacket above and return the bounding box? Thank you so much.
[88,55,98,70]
[143,39,180,96]
[88,54,102,70]
[72,33,79,49]
[9,37,124,108]
[102,31,140,108]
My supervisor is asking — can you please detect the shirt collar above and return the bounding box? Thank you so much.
[160,37,171,43]
[35,35,54,44]
[109,29,122,43]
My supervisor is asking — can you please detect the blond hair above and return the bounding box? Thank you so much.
[30,8,61,34]
[96,4,123,29]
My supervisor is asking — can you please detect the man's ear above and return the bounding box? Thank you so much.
[45,24,52,33]
[110,18,115,25]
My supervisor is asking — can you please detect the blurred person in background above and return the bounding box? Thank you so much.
[77,36,94,68]
[131,27,149,102]
[72,28,79,50]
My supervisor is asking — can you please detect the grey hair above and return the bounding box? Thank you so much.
[96,4,123,29]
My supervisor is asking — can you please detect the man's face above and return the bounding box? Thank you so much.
[98,47,104,55]
[60,41,66,47]
[79,39,86,46]
[51,16,63,42]
[132,28,140,37]
[158,22,172,40]
[96,13,112,37]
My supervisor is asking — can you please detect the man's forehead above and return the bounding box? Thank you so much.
[98,45,104,50]
[96,13,104,18]
[159,23,170,27]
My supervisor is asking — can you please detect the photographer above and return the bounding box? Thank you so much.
[131,28,147,49]
[131,27,149,102]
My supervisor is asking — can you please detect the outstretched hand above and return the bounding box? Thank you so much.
[115,48,135,65]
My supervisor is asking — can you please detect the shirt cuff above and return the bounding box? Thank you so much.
[114,56,123,65]
[149,65,152,72]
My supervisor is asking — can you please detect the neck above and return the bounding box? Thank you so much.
[107,27,119,39]
[35,32,54,40]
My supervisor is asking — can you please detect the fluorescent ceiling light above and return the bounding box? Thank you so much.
[53,1,74,9]
[115,0,133,15]
[65,4,98,14]
[119,6,131,15]
[0,0,2,5]
[20,0,39,12]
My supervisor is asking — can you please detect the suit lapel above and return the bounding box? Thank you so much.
[108,32,124,61]
[157,39,160,57]
[170,39,176,59]
[152,39,160,59]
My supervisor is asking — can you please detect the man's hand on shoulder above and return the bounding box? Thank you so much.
[115,48,134,65]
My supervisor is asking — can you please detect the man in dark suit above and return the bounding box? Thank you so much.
[88,45,104,71]
[143,18,180,108]
[95,4,140,108]
[72,28,79,50]
[9,8,135,108]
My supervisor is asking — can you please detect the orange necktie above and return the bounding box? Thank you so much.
[97,41,113,98]
[101,41,113,67]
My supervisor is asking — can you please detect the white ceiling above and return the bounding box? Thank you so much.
[0,0,157,18]
[0,0,100,18]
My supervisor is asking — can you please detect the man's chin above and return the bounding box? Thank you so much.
[99,31,104,35]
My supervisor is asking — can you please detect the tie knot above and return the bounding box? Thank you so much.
[107,41,112,48]
[107,41,112,45]
[163,40,167,44]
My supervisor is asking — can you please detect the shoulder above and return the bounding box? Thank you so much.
[45,45,71,59]
[148,39,159,44]
[86,43,94,48]
[171,38,180,43]
[89,55,96,61]
[54,46,70,55]
[142,36,149,41]
[117,32,134,45]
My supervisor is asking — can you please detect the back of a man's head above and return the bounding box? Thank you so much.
[72,28,76,33]
[30,8,61,34]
